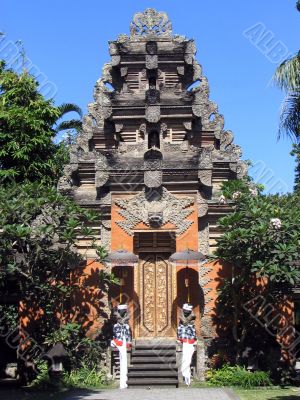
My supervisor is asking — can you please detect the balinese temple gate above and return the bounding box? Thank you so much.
[58,8,247,385]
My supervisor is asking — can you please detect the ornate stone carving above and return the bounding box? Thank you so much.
[144,170,162,188]
[111,55,121,66]
[102,63,113,83]
[197,194,209,217]
[236,161,248,179]
[130,8,172,38]
[199,263,214,318]
[139,123,147,135]
[177,66,185,76]
[95,154,109,188]
[57,162,78,194]
[183,121,192,131]
[199,146,214,169]
[230,160,248,179]
[93,78,112,120]
[145,104,160,123]
[192,79,210,118]
[146,54,158,70]
[198,170,212,187]
[198,221,210,257]
[115,187,194,236]
[109,42,118,56]
[57,175,73,195]
[146,88,160,104]
[100,221,111,251]
[220,130,234,150]
[185,40,196,64]
[114,123,124,133]
[120,67,128,77]
[193,60,202,82]
[76,115,94,152]
[160,122,168,135]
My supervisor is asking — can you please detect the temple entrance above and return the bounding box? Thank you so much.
[134,232,176,338]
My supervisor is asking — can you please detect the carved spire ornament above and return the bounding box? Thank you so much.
[130,8,172,38]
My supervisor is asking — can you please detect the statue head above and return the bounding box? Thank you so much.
[182,303,193,316]
[117,304,128,317]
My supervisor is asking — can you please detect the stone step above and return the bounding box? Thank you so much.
[131,350,175,357]
[128,378,178,387]
[135,343,176,350]
[129,364,177,371]
[128,370,178,377]
[130,356,177,364]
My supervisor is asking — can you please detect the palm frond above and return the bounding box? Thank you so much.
[57,103,83,119]
[273,53,300,91]
[279,90,300,141]
[55,119,82,133]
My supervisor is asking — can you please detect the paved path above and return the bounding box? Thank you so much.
[65,388,239,400]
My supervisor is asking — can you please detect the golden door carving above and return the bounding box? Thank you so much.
[138,253,176,338]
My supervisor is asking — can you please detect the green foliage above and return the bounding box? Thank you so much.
[291,143,300,192]
[206,365,272,388]
[0,61,59,183]
[216,180,300,286]
[0,304,18,328]
[0,60,81,185]
[30,362,50,388]
[63,364,109,388]
[31,361,109,389]
[0,182,110,363]
[43,323,81,347]
[213,180,300,364]
[43,322,107,371]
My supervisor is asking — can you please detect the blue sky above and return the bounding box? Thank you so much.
[1,0,299,193]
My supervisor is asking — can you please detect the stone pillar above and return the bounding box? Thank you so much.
[195,339,206,381]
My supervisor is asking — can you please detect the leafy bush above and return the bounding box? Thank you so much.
[31,361,109,389]
[30,362,51,388]
[63,364,109,388]
[206,365,272,388]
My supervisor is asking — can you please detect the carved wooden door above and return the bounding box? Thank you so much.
[138,253,175,338]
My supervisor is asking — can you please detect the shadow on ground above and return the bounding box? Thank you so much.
[0,387,106,400]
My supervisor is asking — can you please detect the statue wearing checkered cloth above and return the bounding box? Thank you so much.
[112,304,132,345]
[177,303,196,343]
[177,303,196,386]
[111,304,131,389]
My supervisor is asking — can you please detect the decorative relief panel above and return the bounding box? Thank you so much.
[142,256,156,333]
[146,55,158,70]
[144,170,162,188]
[145,104,161,123]
[115,187,194,236]
[139,254,172,337]
[155,256,169,333]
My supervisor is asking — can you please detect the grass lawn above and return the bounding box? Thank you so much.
[234,387,300,400]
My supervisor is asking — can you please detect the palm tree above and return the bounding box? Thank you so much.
[55,103,83,134]
[273,2,300,191]
[273,53,300,141]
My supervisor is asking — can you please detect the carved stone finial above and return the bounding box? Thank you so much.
[130,8,172,37]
